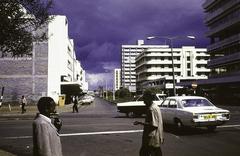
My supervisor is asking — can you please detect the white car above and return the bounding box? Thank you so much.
[80,95,94,105]
[160,96,230,131]
[117,94,166,117]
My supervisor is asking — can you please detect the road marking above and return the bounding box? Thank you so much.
[218,124,240,128]
[5,136,32,139]
[4,124,240,140]
[60,130,143,137]
[3,130,143,139]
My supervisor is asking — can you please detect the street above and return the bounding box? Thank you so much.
[0,97,240,156]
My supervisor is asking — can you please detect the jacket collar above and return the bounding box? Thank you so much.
[39,114,52,124]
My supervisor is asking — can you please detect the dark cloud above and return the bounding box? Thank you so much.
[52,0,208,89]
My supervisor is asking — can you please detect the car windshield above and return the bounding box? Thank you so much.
[181,99,213,107]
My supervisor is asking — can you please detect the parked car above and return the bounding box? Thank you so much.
[160,96,230,131]
[117,94,166,117]
[80,95,94,105]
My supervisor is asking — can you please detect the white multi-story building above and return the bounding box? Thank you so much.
[114,69,121,91]
[0,15,87,103]
[135,45,210,94]
[121,40,145,92]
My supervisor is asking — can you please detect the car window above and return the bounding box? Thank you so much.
[169,100,177,108]
[137,96,143,101]
[161,99,170,107]
[157,95,166,101]
[181,99,213,107]
[153,95,160,101]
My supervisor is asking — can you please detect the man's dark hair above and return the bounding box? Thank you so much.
[143,89,155,106]
[37,97,55,114]
[143,90,154,100]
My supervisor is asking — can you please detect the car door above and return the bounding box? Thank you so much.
[167,99,178,124]
[159,99,170,124]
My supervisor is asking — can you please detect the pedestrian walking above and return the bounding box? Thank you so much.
[33,97,63,156]
[134,90,164,156]
[72,96,78,113]
[20,95,27,114]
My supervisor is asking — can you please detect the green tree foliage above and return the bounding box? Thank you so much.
[144,87,163,94]
[0,0,53,57]
[115,88,131,99]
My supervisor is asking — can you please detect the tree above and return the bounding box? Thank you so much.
[115,88,131,99]
[144,87,163,94]
[0,0,54,57]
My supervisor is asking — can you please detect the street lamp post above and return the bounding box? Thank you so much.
[105,80,108,100]
[147,35,195,96]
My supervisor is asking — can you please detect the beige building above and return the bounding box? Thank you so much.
[0,15,87,103]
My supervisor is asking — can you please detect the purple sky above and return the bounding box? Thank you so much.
[52,0,208,90]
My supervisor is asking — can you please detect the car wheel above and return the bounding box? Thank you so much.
[207,126,216,132]
[174,119,183,131]
[126,112,134,118]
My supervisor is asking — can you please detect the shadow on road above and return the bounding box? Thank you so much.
[163,125,218,136]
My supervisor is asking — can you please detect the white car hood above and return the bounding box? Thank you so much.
[183,106,229,114]
[117,101,162,107]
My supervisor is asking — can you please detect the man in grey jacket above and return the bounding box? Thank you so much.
[33,97,63,156]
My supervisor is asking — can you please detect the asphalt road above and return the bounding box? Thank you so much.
[0,97,240,156]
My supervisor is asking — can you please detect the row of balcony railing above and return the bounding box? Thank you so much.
[204,0,240,23]
[209,70,240,78]
[208,52,240,67]
[207,33,240,52]
[203,0,218,9]
[206,14,240,37]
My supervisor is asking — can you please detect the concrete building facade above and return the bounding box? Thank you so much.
[0,15,87,103]
[121,40,145,92]
[135,45,210,94]
[200,0,240,104]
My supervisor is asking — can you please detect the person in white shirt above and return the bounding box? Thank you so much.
[21,95,27,114]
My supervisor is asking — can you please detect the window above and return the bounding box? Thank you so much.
[181,99,213,107]
[161,99,169,107]
[67,60,72,70]
[169,100,177,108]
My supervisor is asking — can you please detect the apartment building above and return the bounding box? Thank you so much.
[121,40,143,92]
[135,46,210,94]
[0,15,87,103]
[202,0,240,103]
[114,69,121,91]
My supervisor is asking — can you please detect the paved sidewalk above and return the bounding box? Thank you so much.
[0,103,73,120]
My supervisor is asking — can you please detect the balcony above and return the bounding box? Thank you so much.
[202,0,217,9]
[196,60,209,64]
[206,15,240,37]
[138,68,182,73]
[196,68,211,72]
[208,52,240,67]
[146,60,181,64]
[207,33,240,52]
[204,0,240,23]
